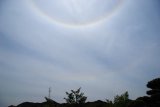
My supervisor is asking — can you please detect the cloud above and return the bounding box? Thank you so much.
[0,0,160,106]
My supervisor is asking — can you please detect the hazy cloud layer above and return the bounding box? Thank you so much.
[0,0,160,106]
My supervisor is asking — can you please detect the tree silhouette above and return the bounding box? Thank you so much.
[147,78,160,90]
[64,87,87,104]
[114,91,130,107]
[128,100,146,107]
[106,99,114,107]
[146,77,160,107]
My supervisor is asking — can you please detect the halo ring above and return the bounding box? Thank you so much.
[30,0,124,28]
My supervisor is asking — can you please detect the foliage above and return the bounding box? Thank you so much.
[147,78,160,90]
[64,87,87,104]
[106,99,114,107]
[146,77,160,107]
[134,77,160,107]
[113,91,130,107]
[9,77,160,107]
[127,100,146,107]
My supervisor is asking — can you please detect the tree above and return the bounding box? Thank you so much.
[128,100,146,107]
[113,91,130,107]
[64,87,87,104]
[147,78,160,90]
[106,99,114,107]
[146,77,160,107]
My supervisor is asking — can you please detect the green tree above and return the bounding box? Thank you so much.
[113,91,130,107]
[64,87,87,104]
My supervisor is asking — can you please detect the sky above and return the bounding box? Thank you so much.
[0,0,160,106]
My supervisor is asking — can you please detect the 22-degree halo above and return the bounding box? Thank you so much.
[30,0,124,28]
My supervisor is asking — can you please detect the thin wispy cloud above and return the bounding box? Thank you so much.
[0,0,160,107]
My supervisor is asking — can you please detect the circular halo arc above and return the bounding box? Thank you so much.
[29,0,124,28]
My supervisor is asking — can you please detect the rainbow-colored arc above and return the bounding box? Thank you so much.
[29,0,124,28]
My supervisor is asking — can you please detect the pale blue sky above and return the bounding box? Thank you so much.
[0,0,160,107]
